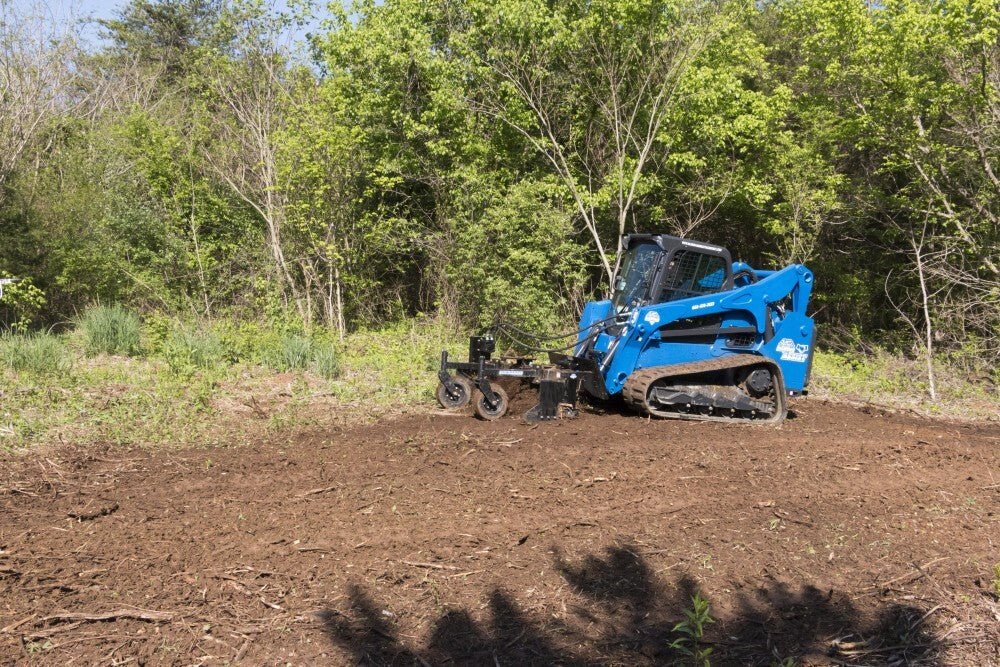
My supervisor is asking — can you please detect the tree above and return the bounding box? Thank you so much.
[459,0,789,289]
[0,0,81,203]
[198,2,305,318]
[99,0,223,80]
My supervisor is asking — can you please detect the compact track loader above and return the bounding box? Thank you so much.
[436,234,816,424]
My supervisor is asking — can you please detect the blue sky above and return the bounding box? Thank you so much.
[9,0,124,42]
[9,0,327,47]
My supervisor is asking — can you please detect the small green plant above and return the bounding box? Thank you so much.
[0,332,72,375]
[162,327,227,371]
[271,334,312,371]
[991,563,1000,598]
[79,304,141,356]
[669,593,715,666]
[311,344,340,379]
[24,639,53,653]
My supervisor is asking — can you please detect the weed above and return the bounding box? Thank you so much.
[3,316,465,450]
[669,593,715,666]
[24,639,53,653]
[79,304,141,356]
[0,333,72,375]
[991,563,1000,598]
[311,344,340,379]
[331,317,465,405]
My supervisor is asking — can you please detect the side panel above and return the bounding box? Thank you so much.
[760,311,815,391]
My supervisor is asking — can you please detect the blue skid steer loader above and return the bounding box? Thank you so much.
[436,234,816,424]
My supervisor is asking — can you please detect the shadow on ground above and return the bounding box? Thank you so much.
[318,543,940,666]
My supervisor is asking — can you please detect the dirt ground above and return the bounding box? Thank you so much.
[2,398,999,666]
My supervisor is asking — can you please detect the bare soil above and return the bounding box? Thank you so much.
[1,399,999,666]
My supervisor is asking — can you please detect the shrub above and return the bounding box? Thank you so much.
[80,304,141,356]
[0,333,72,375]
[0,279,46,332]
[311,344,340,379]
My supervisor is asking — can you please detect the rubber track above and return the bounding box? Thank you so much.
[622,355,786,423]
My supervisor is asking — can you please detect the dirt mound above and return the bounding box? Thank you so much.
[1,401,998,665]
[495,378,539,415]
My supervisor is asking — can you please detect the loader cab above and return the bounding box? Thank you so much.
[611,235,732,310]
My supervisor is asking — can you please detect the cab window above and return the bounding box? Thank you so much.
[658,250,727,302]
[612,243,662,309]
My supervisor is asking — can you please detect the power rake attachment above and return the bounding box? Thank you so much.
[436,233,817,424]
[437,335,594,422]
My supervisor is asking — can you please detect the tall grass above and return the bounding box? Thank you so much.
[80,304,141,356]
[263,334,340,378]
[0,332,71,375]
[311,344,340,379]
[270,334,312,371]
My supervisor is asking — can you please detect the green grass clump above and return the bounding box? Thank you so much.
[80,304,141,356]
[271,334,313,371]
[810,348,995,413]
[0,333,72,375]
[163,327,227,371]
[311,344,340,379]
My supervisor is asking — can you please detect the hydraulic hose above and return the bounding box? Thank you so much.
[486,313,620,343]
[491,326,604,355]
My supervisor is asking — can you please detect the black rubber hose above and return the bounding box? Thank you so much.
[487,313,620,342]
[492,325,604,355]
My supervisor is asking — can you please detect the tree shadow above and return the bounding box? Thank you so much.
[319,542,942,665]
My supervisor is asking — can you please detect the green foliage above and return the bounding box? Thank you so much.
[0,314,465,450]
[0,333,71,375]
[809,349,996,418]
[0,0,997,372]
[79,304,142,357]
[449,178,587,335]
[331,317,466,406]
[669,593,715,666]
[162,326,227,372]
[99,0,223,79]
[0,279,46,332]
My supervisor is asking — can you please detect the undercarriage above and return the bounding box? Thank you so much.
[438,336,787,424]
